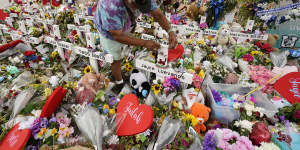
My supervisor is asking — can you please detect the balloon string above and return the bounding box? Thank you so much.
[241,73,282,98]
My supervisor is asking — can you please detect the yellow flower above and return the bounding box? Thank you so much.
[51,51,58,58]
[153,106,159,112]
[109,109,115,115]
[41,80,48,85]
[152,84,162,95]
[265,58,271,63]
[50,128,57,136]
[83,66,93,74]
[74,34,79,40]
[40,128,48,134]
[172,101,179,108]
[185,113,194,121]
[44,88,52,98]
[209,54,216,60]
[197,40,205,45]
[37,131,43,138]
[195,88,200,92]
[150,52,155,58]
[124,63,133,72]
[103,104,109,110]
[191,117,199,126]
[185,39,193,45]
[198,70,205,78]
[31,84,40,88]
[1,66,6,70]
[251,51,263,56]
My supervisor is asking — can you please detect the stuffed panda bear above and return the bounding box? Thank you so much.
[130,69,151,98]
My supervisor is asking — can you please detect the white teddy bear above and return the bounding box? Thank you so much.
[211,24,236,54]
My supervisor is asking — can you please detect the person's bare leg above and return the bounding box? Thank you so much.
[111,59,124,94]
[111,60,123,81]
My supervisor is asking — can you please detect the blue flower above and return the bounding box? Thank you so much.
[103,108,109,114]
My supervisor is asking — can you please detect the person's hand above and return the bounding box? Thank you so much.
[144,40,160,51]
[168,31,177,49]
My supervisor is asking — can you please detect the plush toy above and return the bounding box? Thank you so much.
[130,69,151,98]
[186,2,207,20]
[211,24,236,52]
[257,34,280,52]
[76,73,105,104]
[191,102,211,134]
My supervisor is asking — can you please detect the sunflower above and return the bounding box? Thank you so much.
[83,66,93,74]
[51,51,58,58]
[197,40,205,46]
[152,84,162,95]
[150,51,155,58]
[124,63,133,72]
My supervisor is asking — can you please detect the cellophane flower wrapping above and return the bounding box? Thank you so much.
[153,117,181,150]
[10,87,36,119]
[11,71,35,90]
[73,106,104,150]
[270,51,288,67]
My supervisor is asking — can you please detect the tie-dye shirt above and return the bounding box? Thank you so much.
[94,0,158,40]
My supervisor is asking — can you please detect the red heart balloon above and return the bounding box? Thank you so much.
[274,72,300,104]
[116,94,153,136]
[168,44,184,62]
[0,9,9,21]
[40,86,67,118]
[0,123,31,150]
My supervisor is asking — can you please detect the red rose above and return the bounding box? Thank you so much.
[250,122,271,145]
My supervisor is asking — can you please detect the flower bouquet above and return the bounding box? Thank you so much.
[152,76,181,105]
[203,128,255,150]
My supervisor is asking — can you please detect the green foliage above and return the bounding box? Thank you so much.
[278,103,300,123]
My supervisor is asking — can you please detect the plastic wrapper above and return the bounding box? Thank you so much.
[145,91,156,106]
[270,51,289,67]
[68,50,78,65]
[73,106,104,150]
[187,127,203,150]
[152,117,181,150]
[154,92,177,105]
[0,48,18,60]
[89,58,99,74]
[206,83,278,124]
[57,48,66,61]
[11,71,35,90]
[238,59,249,73]
[10,87,36,119]
[216,56,237,72]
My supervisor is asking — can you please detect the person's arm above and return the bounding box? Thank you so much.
[150,9,177,48]
[109,30,160,51]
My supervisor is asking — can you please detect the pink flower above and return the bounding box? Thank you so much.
[243,54,254,62]
[193,74,203,89]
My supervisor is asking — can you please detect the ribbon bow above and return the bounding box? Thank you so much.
[210,0,225,28]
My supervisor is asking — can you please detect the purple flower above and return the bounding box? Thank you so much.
[39,118,48,128]
[26,145,38,150]
[280,115,285,121]
[30,119,41,137]
[203,131,217,150]
[109,97,117,106]
[181,138,189,147]
[49,117,56,123]
[211,89,222,103]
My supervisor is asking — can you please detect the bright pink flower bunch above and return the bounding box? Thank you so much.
[249,65,275,94]
[192,73,203,89]
[243,54,254,62]
[204,128,255,150]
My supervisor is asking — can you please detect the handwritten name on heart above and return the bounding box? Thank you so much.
[274,72,300,104]
[116,94,153,136]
